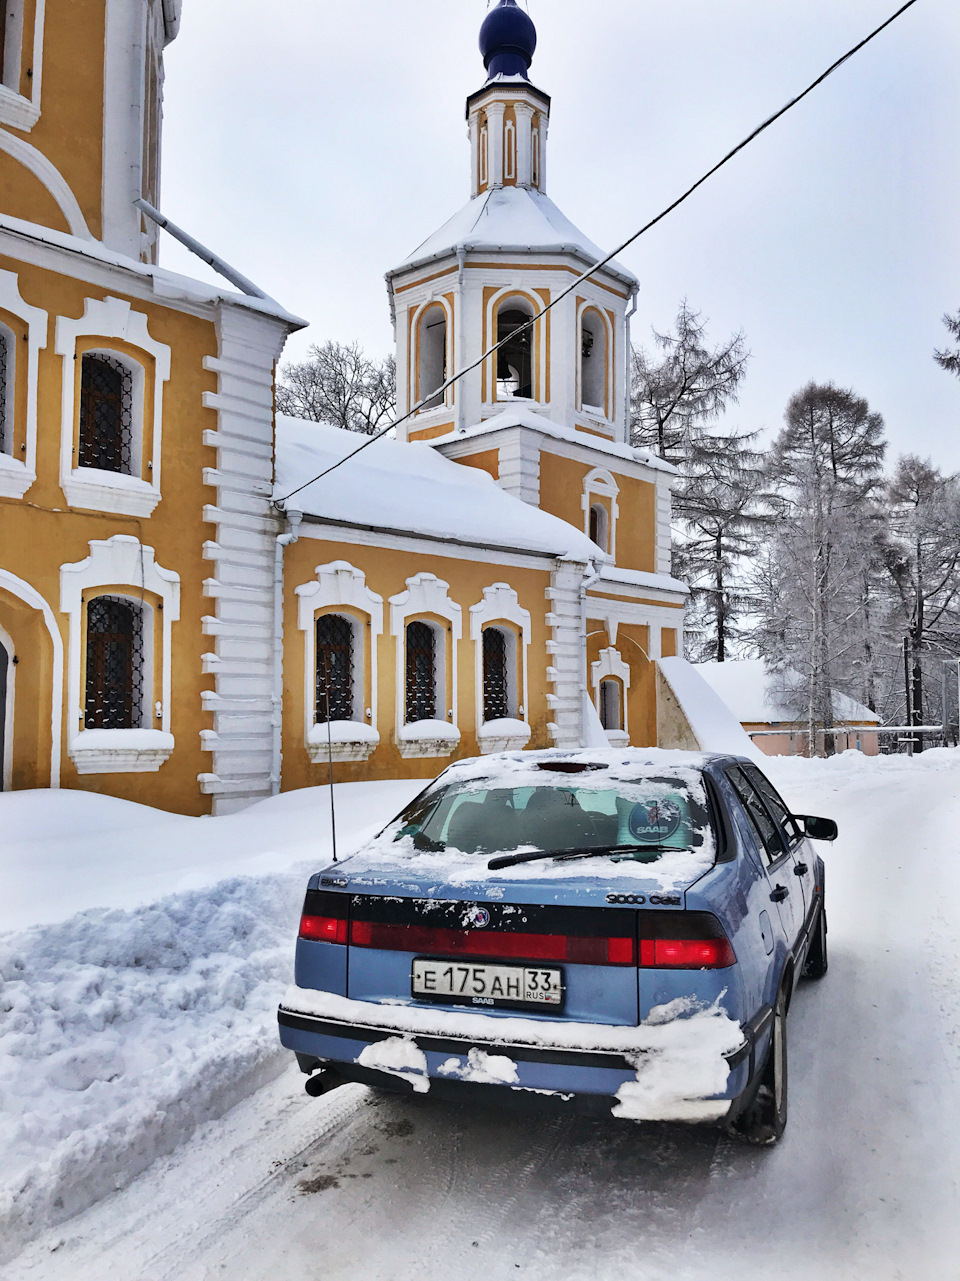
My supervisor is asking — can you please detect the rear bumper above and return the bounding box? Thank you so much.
[278,990,759,1122]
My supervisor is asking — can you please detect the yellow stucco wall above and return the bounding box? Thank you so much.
[280,537,555,789]
[0,256,221,813]
[537,451,657,573]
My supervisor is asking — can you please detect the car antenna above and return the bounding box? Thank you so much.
[324,683,338,863]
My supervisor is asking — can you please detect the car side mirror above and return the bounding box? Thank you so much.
[798,815,838,842]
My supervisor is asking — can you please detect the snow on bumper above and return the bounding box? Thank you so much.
[279,986,745,1123]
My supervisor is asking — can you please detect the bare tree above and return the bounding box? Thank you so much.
[759,382,886,753]
[631,302,749,462]
[881,456,960,748]
[677,428,768,662]
[934,310,960,379]
[277,341,396,435]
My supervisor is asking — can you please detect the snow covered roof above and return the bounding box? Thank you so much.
[0,211,306,328]
[598,565,689,597]
[274,416,605,561]
[388,186,638,289]
[658,658,764,761]
[436,407,678,477]
[693,659,880,725]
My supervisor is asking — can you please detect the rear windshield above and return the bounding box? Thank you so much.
[386,770,714,865]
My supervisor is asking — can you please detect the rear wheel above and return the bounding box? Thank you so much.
[803,902,828,979]
[730,988,788,1146]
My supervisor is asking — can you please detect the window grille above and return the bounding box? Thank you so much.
[405,621,437,723]
[482,627,509,722]
[315,613,354,723]
[0,329,8,454]
[84,596,144,730]
[600,678,621,732]
[78,354,134,474]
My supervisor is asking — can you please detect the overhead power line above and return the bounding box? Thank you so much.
[275,0,920,509]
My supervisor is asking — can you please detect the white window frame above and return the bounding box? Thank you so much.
[469,583,531,753]
[296,562,383,763]
[55,297,171,516]
[581,467,620,561]
[591,646,631,746]
[60,534,180,774]
[0,0,44,130]
[0,269,47,499]
[390,573,462,758]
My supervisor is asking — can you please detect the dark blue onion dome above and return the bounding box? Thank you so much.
[479,0,537,80]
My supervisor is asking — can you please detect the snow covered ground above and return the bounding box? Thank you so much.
[4,752,960,1279]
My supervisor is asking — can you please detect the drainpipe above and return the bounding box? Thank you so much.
[579,558,605,746]
[272,509,302,794]
[623,284,638,445]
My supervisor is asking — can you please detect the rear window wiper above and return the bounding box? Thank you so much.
[487,843,680,871]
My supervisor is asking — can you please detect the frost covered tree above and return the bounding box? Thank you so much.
[934,310,960,379]
[630,302,749,463]
[757,382,886,753]
[277,341,396,435]
[881,456,960,745]
[677,428,768,663]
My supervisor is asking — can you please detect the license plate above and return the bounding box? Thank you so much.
[411,958,564,1009]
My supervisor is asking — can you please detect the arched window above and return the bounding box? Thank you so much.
[531,127,540,188]
[581,310,607,414]
[84,596,144,730]
[315,614,354,723]
[0,325,10,454]
[417,304,447,412]
[406,621,437,723]
[599,678,623,732]
[589,502,608,552]
[482,627,509,721]
[496,299,534,400]
[479,123,488,187]
[78,353,134,474]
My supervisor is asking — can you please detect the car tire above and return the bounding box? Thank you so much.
[730,988,788,1146]
[803,902,828,980]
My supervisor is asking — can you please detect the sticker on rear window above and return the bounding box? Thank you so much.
[628,799,682,843]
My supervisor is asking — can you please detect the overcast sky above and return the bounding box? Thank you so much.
[158,0,960,469]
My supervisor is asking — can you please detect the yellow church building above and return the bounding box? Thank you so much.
[0,0,690,817]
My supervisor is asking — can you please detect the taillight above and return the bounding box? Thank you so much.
[349,920,635,966]
[299,890,348,944]
[639,935,735,969]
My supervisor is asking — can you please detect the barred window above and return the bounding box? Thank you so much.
[599,678,622,732]
[78,353,134,474]
[84,596,144,730]
[482,627,509,722]
[405,621,437,724]
[0,328,8,454]
[316,613,354,723]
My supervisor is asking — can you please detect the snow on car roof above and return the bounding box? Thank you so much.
[274,416,605,560]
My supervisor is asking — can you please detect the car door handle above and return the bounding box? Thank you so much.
[770,885,789,902]
[794,863,809,876]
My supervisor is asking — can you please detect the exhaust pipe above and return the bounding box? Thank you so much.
[304,1067,347,1098]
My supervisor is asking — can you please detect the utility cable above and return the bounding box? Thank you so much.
[275,0,920,508]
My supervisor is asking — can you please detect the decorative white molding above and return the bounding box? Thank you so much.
[60,535,180,773]
[0,127,90,237]
[410,295,454,414]
[0,568,62,787]
[483,287,547,406]
[477,717,531,755]
[55,297,171,514]
[0,269,47,498]
[0,0,45,129]
[296,561,384,763]
[581,466,620,560]
[545,558,589,749]
[396,719,461,760]
[390,573,462,736]
[469,582,531,735]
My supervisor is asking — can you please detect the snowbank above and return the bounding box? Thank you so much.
[657,657,764,760]
[0,779,426,1262]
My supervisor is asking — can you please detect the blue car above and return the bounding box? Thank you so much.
[278,750,836,1144]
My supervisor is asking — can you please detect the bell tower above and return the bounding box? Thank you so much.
[387,0,639,460]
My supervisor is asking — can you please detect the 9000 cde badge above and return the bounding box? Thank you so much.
[412,958,564,1008]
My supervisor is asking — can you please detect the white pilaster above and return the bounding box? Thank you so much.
[486,102,506,189]
[545,558,588,748]
[514,103,534,188]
